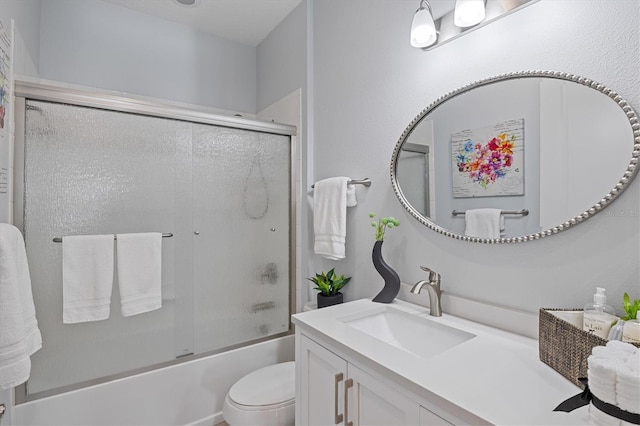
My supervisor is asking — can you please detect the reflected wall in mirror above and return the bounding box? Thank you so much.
[391,71,640,243]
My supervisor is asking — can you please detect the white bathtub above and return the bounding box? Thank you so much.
[12,335,294,425]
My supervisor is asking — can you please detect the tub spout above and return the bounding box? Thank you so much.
[410,266,442,317]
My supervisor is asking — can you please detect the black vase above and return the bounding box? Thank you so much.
[371,240,400,303]
[317,292,344,309]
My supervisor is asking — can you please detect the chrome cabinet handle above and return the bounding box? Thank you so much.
[334,373,344,424]
[344,378,354,426]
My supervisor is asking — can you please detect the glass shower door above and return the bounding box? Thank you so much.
[21,98,292,398]
[23,100,194,395]
[191,124,291,353]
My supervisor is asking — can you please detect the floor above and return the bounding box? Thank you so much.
[214,422,229,426]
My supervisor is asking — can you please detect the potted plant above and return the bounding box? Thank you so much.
[369,212,401,303]
[308,268,351,308]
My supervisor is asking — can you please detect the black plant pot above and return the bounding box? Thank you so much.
[317,292,344,309]
[371,240,400,303]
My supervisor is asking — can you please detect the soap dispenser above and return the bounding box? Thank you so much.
[622,312,640,344]
[583,287,618,339]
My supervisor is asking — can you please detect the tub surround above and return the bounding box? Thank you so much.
[293,299,587,425]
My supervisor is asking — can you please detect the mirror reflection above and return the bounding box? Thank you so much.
[392,72,639,242]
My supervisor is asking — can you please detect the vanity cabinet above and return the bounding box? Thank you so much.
[297,333,453,426]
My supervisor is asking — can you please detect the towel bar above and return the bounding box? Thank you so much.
[52,233,173,243]
[311,177,371,189]
[451,209,529,216]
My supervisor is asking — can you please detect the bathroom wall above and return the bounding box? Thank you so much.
[257,0,312,306]
[311,0,640,314]
[0,0,40,223]
[0,0,40,77]
[39,0,257,114]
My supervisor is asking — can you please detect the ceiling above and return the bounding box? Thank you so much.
[101,0,303,47]
[100,0,457,47]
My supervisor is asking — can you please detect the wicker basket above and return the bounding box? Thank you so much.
[538,308,640,388]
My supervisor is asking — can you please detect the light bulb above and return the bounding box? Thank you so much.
[454,0,486,28]
[410,6,437,48]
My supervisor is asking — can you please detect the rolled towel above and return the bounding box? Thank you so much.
[588,356,619,405]
[607,340,639,355]
[589,402,622,426]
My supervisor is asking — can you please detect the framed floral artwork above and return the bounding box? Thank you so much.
[451,118,524,198]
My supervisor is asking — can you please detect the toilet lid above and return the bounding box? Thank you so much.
[228,361,295,407]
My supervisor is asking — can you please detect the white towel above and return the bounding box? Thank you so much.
[116,233,162,317]
[63,234,115,323]
[464,208,503,239]
[0,223,42,389]
[346,183,358,207]
[313,177,350,260]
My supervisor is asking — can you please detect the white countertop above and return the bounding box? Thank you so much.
[292,298,590,426]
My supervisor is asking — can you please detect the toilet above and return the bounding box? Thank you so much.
[222,361,296,426]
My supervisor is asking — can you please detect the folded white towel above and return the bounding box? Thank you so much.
[116,233,162,317]
[464,208,502,239]
[0,223,42,389]
[63,234,115,323]
[313,177,350,260]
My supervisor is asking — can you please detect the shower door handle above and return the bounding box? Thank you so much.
[334,372,343,424]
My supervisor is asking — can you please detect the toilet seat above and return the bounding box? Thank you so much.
[223,361,295,425]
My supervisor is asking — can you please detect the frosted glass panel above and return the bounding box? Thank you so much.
[23,101,193,394]
[22,99,291,396]
[192,125,290,353]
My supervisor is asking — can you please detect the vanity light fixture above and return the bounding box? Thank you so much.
[410,0,437,48]
[412,0,539,50]
[454,0,486,27]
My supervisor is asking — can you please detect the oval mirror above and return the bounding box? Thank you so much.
[391,71,639,243]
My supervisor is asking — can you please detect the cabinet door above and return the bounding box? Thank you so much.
[298,334,348,425]
[420,406,454,426]
[347,364,421,426]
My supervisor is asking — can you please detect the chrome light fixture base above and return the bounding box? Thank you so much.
[417,0,539,51]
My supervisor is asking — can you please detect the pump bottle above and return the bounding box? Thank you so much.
[583,287,618,339]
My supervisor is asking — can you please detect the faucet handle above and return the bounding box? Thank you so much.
[420,265,433,273]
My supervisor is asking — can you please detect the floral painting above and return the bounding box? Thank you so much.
[451,119,524,198]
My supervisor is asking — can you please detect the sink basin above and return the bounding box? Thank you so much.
[340,306,475,359]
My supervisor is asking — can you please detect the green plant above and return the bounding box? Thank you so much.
[308,268,351,296]
[622,292,640,321]
[369,212,400,241]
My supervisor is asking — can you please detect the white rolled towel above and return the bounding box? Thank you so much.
[588,356,619,405]
[589,402,622,426]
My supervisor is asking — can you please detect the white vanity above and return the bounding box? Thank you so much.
[292,299,589,425]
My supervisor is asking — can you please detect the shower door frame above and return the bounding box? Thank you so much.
[12,80,298,403]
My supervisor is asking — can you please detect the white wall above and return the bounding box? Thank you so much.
[0,0,40,77]
[311,0,640,314]
[257,1,312,305]
[39,0,257,114]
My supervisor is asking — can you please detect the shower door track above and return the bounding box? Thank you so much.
[12,80,299,404]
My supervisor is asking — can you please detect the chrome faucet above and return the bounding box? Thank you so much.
[410,266,442,317]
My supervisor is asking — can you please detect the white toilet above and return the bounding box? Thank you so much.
[222,361,296,426]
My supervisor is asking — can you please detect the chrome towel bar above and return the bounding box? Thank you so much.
[451,209,529,216]
[52,233,173,243]
[311,177,371,189]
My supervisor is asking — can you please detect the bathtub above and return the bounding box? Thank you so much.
[13,335,294,425]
